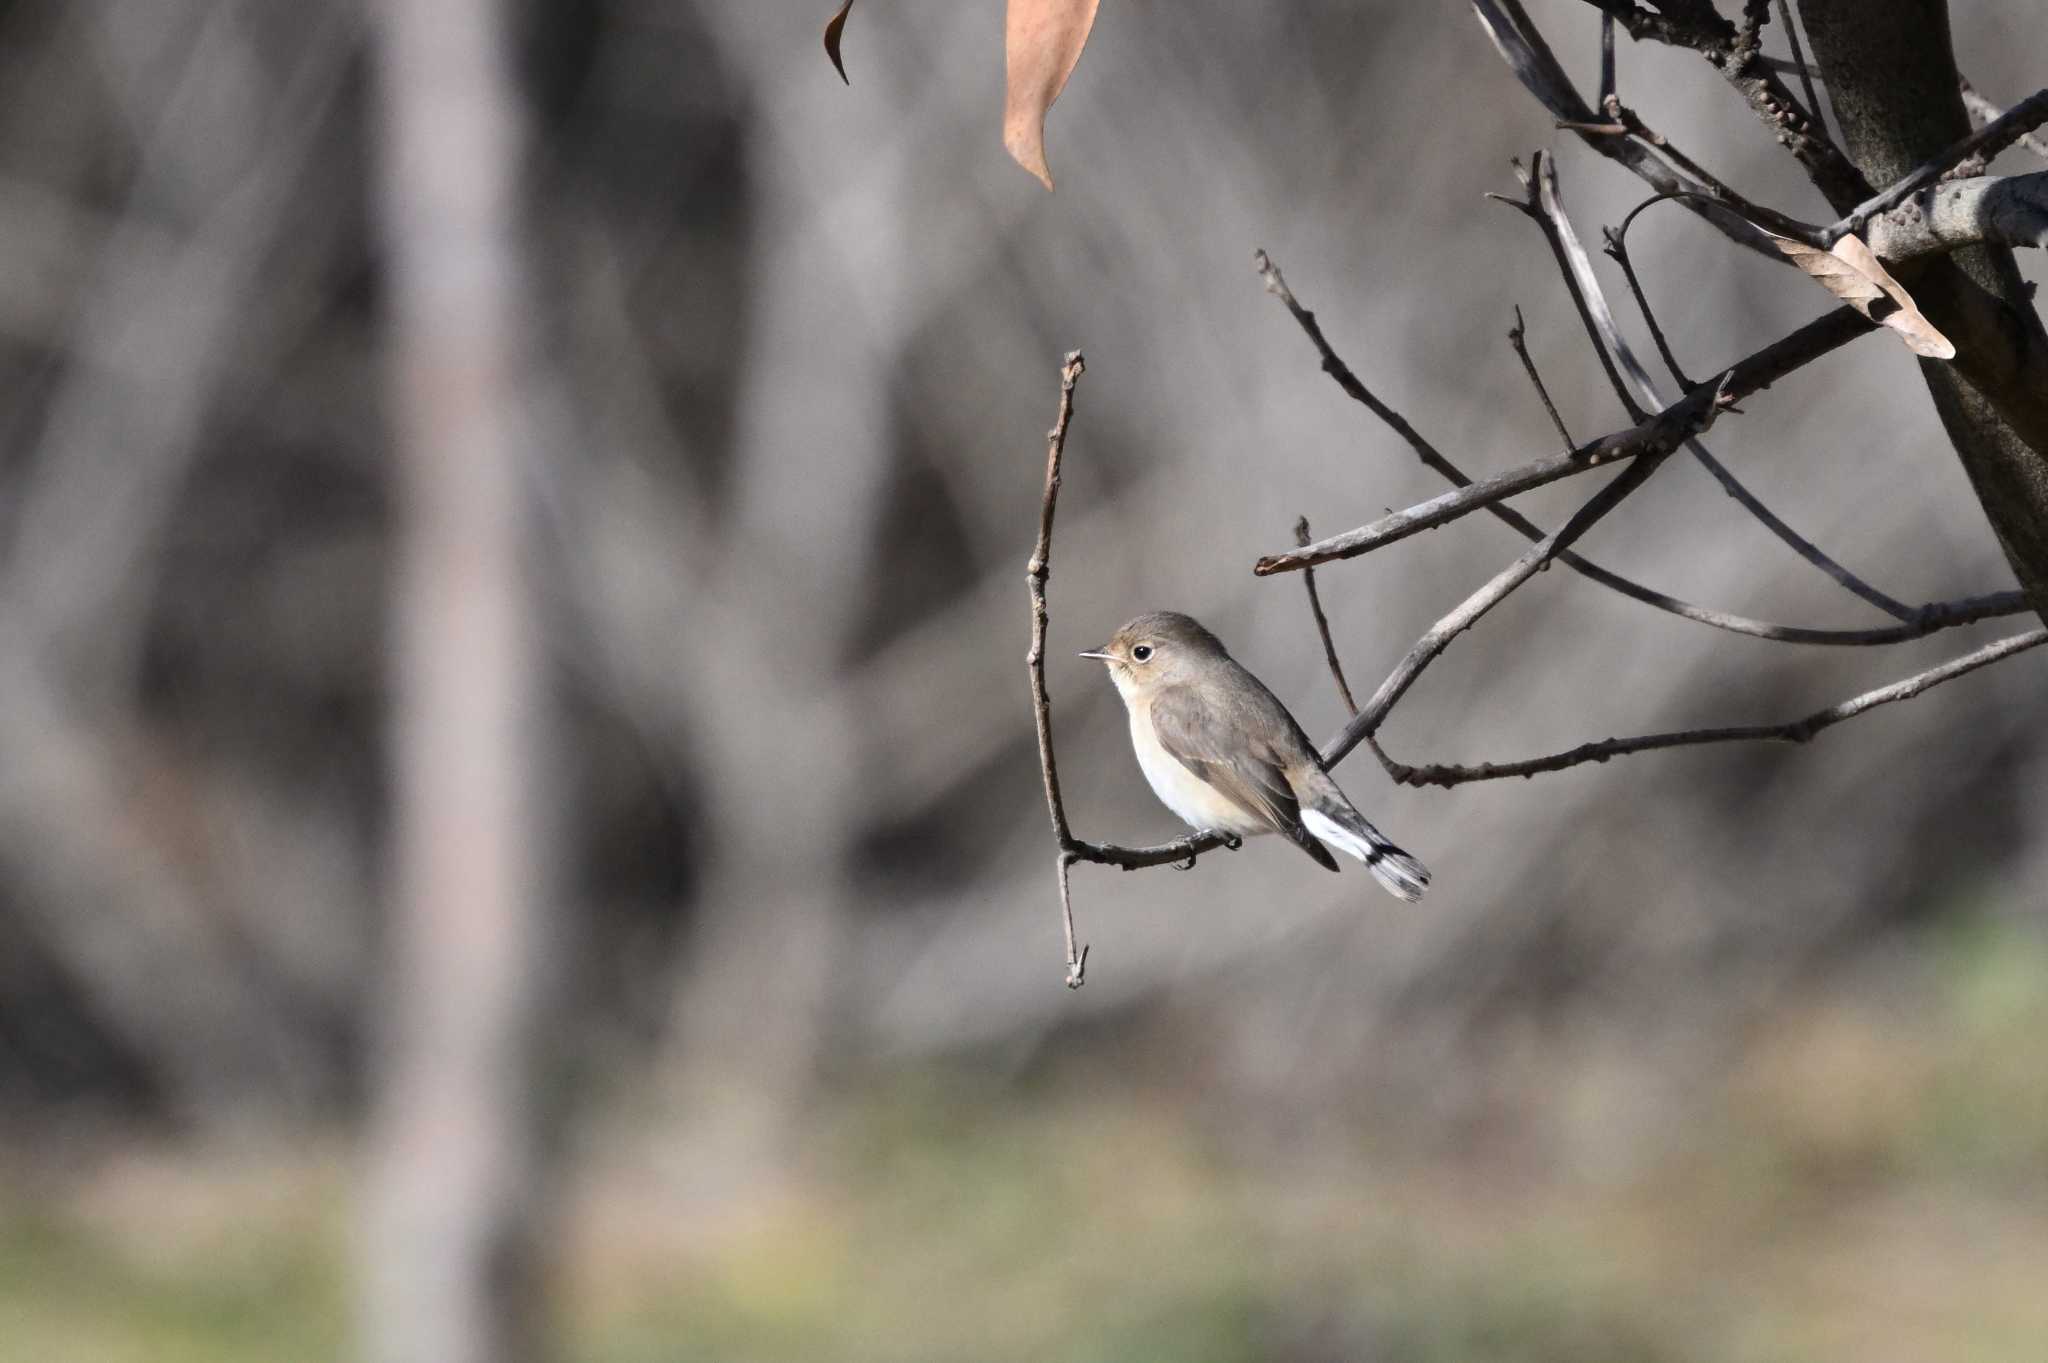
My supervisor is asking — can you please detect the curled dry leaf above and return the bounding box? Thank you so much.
[823,0,855,85]
[1004,0,1100,189]
[1768,231,1957,360]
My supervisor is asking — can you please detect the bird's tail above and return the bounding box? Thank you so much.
[1301,800,1430,902]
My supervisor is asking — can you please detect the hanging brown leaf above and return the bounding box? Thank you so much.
[1767,231,1956,360]
[1004,0,1100,189]
[823,0,855,85]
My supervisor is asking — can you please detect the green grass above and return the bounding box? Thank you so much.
[4,919,2047,1362]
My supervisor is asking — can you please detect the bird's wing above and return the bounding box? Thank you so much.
[1149,683,1339,871]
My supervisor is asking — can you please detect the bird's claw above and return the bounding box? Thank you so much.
[1174,830,1241,869]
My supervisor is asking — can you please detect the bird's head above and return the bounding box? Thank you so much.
[1080,611,1227,701]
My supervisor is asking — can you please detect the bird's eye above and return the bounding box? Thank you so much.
[1131,644,1154,663]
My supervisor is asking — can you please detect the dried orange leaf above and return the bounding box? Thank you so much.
[1003,0,1100,189]
[824,0,855,85]
[1768,231,1956,360]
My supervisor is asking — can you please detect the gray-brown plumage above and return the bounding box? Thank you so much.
[1081,611,1429,901]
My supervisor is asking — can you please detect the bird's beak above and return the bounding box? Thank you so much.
[1077,649,1115,661]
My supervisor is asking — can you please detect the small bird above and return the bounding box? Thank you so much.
[1081,611,1429,901]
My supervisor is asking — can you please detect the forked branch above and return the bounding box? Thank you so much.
[1026,351,1240,987]
[1251,248,2024,644]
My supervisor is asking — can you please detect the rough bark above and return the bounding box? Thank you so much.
[1800,0,2048,618]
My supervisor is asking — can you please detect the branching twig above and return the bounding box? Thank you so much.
[1026,351,1242,987]
[1328,421,1705,769]
[1026,351,1093,987]
[1515,163,1918,621]
[1383,628,2048,787]
[1509,306,1576,451]
[1562,94,1823,244]
[1471,0,1783,261]
[1576,0,1869,210]
[1295,517,1358,716]
[1604,201,1695,390]
[1257,306,1865,575]
[1961,80,2048,163]
[1252,251,2014,645]
[1826,87,2048,243]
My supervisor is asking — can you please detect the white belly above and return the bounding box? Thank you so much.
[1129,711,1269,836]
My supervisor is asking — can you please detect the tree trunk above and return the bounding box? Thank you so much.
[362,1,559,1360]
[1799,0,2048,618]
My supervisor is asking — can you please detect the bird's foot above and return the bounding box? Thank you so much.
[1173,830,1242,869]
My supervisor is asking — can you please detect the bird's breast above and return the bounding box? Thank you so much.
[1129,708,1266,835]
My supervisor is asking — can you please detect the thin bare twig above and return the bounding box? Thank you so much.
[1961,81,2048,163]
[1258,306,1865,575]
[1827,87,2048,242]
[1383,628,2048,787]
[1026,350,1091,986]
[1514,163,1919,621]
[1330,419,1706,769]
[1577,0,1868,209]
[1510,306,1575,451]
[1295,517,1358,715]
[1561,94,1824,244]
[1470,0,1783,261]
[1602,221,1692,391]
[1597,12,1616,108]
[1253,251,2014,645]
[1026,351,1242,986]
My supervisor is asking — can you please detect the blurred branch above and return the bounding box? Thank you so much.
[7,4,354,686]
[364,0,555,1358]
[1384,628,2048,787]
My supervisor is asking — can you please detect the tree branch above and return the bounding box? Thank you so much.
[1327,432,1694,770]
[1518,162,1919,620]
[1961,80,2048,163]
[1799,3,2048,619]
[1510,305,1577,451]
[1577,0,1871,211]
[1252,250,2015,645]
[1294,517,1358,715]
[1382,627,2048,787]
[1862,172,2048,261]
[1256,307,1867,576]
[1470,0,1784,261]
[1826,87,2048,242]
[1026,351,1241,987]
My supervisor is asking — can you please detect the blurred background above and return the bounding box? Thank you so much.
[2,1,2046,1359]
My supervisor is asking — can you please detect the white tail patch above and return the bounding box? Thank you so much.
[1303,808,1430,903]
